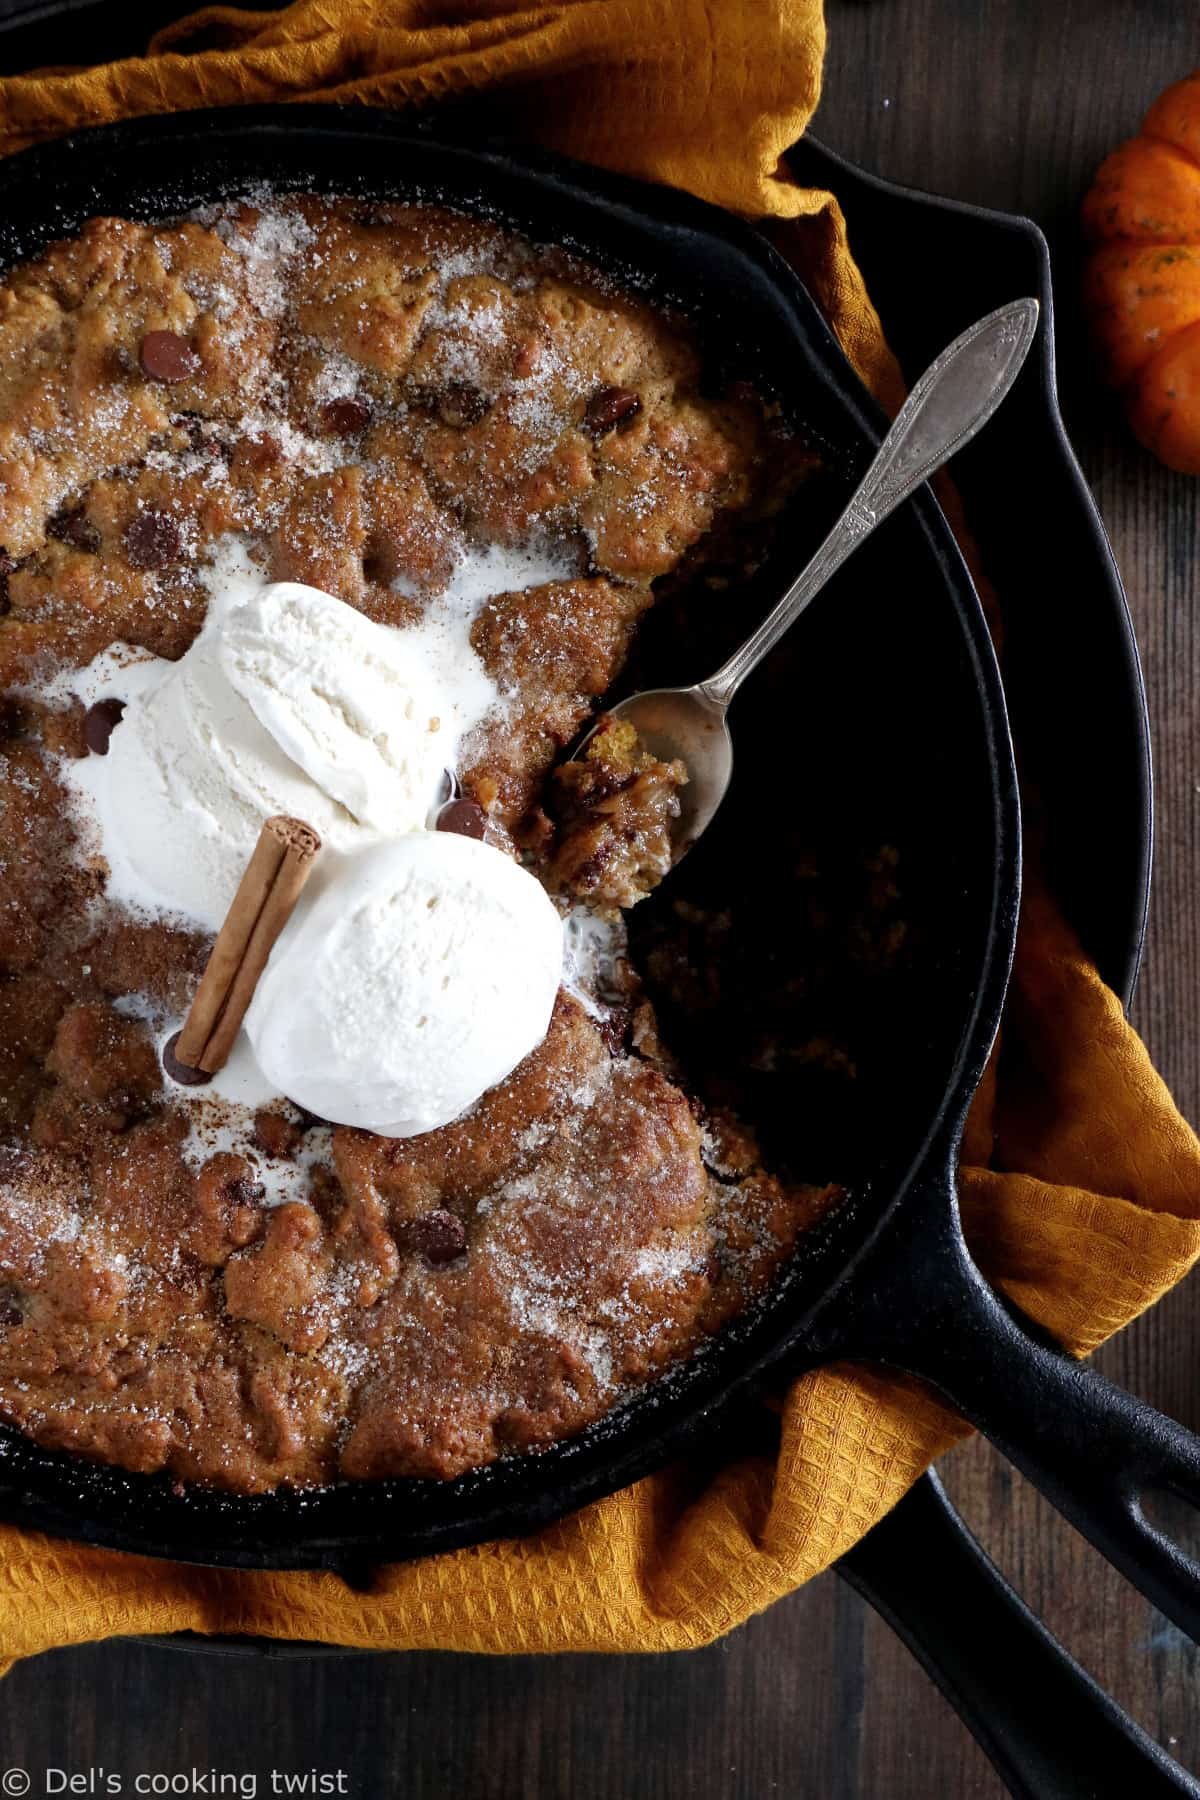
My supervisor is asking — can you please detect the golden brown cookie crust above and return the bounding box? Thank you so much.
[0,195,832,1492]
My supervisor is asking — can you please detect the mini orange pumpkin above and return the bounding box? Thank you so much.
[1083,72,1200,472]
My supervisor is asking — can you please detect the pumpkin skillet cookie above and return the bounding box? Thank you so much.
[0,195,836,1492]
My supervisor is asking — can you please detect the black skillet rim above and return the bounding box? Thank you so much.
[0,104,1019,1569]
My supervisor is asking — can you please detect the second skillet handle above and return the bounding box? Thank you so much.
[809,1164,1200,1646]
[839,1470,1200,1800]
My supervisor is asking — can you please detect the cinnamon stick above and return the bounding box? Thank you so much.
[173,815,321,1077]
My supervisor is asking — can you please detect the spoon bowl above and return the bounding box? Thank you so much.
[584,684,734,853]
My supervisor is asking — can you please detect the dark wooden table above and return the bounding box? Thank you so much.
[5,3,1200,1794]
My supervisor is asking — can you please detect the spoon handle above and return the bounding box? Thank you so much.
[699,298,1040,710]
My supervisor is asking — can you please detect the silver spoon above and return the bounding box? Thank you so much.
[577,298,1040,862]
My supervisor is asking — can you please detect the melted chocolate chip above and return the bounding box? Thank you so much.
[361,534,401,587]
[397,1209,466,1265]
[140,330,201,384]
[436,383,490,428]
[0,697,25,741]
[48,505,101,553]
[125,509,182,571]
[584,386,642,435]
[162,1031,213,1087]
[320,395,372,436]
[83,697,125,756]
[596,1002,633,1057]
[225,1175,267,1206]
[436,798,488,840]
[176,413,217,455]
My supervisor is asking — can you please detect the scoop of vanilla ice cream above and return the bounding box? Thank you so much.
[103,633,360,932]
[92,577,502,932]
[218,582,473,834]
[245,833,564,1137]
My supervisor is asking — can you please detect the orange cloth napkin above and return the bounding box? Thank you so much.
[0,0,1197,1668]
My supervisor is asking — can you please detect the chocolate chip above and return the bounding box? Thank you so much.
[140,330,201,384]
[435,383,490,428]
[48,505,101,553]
[436,798,488,840]
[83,697,125,756]
[584,386,642,435]
[0,1287,23,1328]
[162,1031,212,1087]
[125,509,182,570]
[397,1209,466,1265]
[320,395,372,436]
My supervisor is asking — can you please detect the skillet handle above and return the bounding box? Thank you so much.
[839,1470,1200,1800]
[810,1163,1200,1646]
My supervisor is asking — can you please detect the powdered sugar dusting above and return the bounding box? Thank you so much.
[0,188,804,1495]
[209,200,317,324]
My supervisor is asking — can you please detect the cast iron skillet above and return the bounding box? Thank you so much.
[0,108,1198,1640]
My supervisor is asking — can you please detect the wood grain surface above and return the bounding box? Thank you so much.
[4,3,1200,1795]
